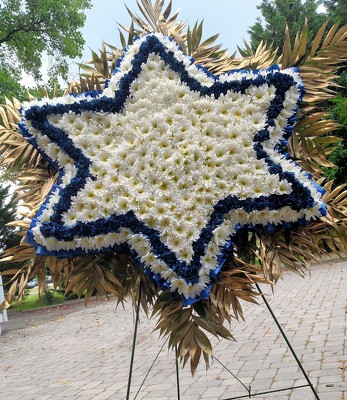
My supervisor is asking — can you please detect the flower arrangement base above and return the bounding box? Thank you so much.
[125,283,320,400]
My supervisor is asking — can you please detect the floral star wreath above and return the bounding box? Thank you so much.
[1,0,347,374]
[19,33,325,304]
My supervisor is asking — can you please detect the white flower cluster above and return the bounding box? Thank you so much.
[23,34,324,300]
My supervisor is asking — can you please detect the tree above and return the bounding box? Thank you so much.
[0,69,26,101]
[0,184,20,281]
[248,0,326,52]
[324,75,347,185]
[0,185,19,251]
[321,0,347,24]
[0,0,92,102]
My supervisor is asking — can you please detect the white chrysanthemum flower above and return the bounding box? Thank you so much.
[170,278,188,293]
[177,246,193,262]
[149,260,167,274]
[44,143,61,161]
[57,152,73,168]
[278,181,292,194]
[39,208,51,222]
[44,236,61,251]
[140,252,157,267]
[61,169,76,188]
[200,253,217,271]
[186,65,215,87]
[246,84,272,102]
[128,234,151,256]
[120,57,133,73]
[33,130,50,147]
[232,208,249,225]
[114,197,129,214]
[166,235,184,254]
[160,269,176,281]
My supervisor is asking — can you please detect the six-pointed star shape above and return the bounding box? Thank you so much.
[19,33,325,304]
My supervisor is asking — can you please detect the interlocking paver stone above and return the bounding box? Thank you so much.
[0,258,346,399]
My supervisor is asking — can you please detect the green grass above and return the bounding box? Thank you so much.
[9,290,66,311]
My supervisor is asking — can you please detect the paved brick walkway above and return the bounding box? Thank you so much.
[0,258,346,400]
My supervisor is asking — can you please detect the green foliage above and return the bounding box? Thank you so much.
[43,287,54,305]
[0,68,59,103]
[0,0,92,81]
[331,95,347,125]
[9,290,65,311]
[248,0,326,52]
[0,184,20,252]
[0,68,25,101]
[324,141,347,185]
[324,95,347,185]
[0,184,21,281]
[335,70,347,96]
[321,0,347,24]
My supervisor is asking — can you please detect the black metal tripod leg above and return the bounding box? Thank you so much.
[255,283,320,400]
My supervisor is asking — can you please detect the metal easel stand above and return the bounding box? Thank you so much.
[125,281,181,400]
[214,283,320,400]
[124,282,320,400]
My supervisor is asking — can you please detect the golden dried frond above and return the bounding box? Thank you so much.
[323,180,347,219]
[296,22,347,107]
[0,98,41,171]
[125,0,186,39]
[291,20,347,177]
[15,167,57,219]
[211,257,270,323]
[1,248,159,312]
[313,180,347,254]
[1,250,48,306]
[67,74,104,96]
[311,219,347,254]
[184,21,235,75]
[258,179,347,282]
[151,256,272,374]
[232,40,278,70]
[73,41,120,93]
[259,229,321,282]
[35,82,62,100]
[76,28,138,91]
[280,19,310,68]
[291,113,341,178]
[152,291,231,375]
